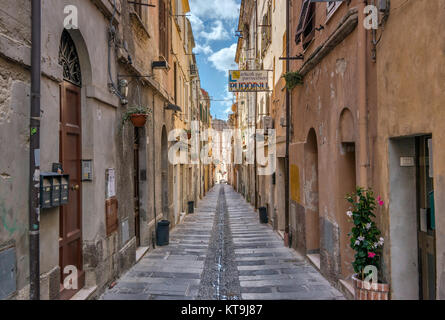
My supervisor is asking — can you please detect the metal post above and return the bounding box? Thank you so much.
[29,0,41,300]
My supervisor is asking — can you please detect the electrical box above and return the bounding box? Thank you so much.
[40,173,69,209]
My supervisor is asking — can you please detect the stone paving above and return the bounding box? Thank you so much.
[100,184,344,300]
[100,187,219,300]
[224,186,344,300]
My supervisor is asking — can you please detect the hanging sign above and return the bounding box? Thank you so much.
[229,70,270,92]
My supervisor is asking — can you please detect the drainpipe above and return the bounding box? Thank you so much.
[284,0,290,247]
[29,0,41,300]
[152,92,157,248]
[358,0,369,188]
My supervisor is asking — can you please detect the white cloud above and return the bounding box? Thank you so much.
[189,0,240,21]
[189,14,204,34]
[194,44,213,55]
[199,20,229,41]
[208,43,238,73]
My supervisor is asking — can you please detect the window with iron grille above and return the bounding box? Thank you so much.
[159,0,169,58]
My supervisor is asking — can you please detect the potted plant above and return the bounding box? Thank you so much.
[345,187,389,300]
[283,71,304,90]
[122,105,150,128]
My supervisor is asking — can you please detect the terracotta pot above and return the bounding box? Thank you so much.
[352,274,389,300]
[130,114,147,127]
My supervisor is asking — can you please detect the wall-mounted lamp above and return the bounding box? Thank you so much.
[165,103,182,112]
[152,60,169,69]
[118,79,129,105]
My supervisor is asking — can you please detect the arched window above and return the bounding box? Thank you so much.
[58,30,82,86]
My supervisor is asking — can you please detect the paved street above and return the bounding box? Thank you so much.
[100,185,344,300]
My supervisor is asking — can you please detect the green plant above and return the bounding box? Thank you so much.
[121,105,151,126]
[345,187,385,281]
[283,71,304,90]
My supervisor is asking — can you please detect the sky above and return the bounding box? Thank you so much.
[189,0,241,121]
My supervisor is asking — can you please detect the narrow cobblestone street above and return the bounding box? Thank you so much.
[101,185,344,300]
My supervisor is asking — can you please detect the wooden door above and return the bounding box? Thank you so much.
[59,81,84,299]
[134,128,141,247]
[416,136,436,300]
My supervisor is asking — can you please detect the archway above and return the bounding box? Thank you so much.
[161,126,169,220]
[304,128,320,255]
[337,108,357,279]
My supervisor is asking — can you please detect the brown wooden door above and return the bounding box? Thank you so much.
[59,81,84,299]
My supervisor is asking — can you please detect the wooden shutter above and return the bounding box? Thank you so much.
[295,0,311,44]
[159,0,168,58]
[134,0,142,18]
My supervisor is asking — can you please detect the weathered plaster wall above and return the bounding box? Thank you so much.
[375,0,445,299]
[288,1,372,285]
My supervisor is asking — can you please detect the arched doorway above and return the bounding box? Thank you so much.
[58,29,84,299]
[161,126,169,220]
[337,108,356,279]
[304,128,320,256]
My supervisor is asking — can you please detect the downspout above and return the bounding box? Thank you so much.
[358,0,369,188]
[29,0,41,300]
[152,92,157,248]
[284,0,290,247]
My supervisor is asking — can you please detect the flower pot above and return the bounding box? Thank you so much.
[130,114,147,127]
[352,274,389,300]
[187,132,192,139]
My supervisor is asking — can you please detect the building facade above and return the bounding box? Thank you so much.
[232,0,445,300]
[0,0,211,300]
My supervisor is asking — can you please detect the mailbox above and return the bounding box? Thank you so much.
[40,174,53,209]
[40,173,69,209]
[60,175,69,205]
[51,175,61,207]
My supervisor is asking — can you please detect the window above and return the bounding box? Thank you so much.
[327,1,342,20]
[159,0,169,58]
[295,0,315,50]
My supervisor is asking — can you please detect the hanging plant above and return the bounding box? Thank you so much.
[283,71,304,90]
[121,105,151,128]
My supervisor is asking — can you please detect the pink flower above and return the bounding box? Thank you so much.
[368,252,376,258]
[377,196,384,206]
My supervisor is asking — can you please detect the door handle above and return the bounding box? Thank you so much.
[71,184,79,191]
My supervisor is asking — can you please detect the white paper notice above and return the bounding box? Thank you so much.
[107,168,116,198]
